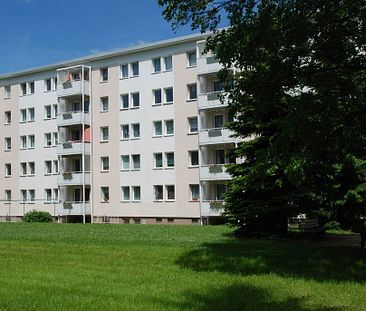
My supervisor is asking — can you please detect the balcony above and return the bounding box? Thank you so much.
[197,55,223,75]
[58,202,91,216]
[200,164,231,181]
[58,171,91,186]
[57,112,90,127]
[200,200,224,217]
[57,80,90,97]
[57,142,91,156]
[199,128,237,145]
[198,92,228,110]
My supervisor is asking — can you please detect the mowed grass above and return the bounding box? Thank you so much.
[0,224,365,311]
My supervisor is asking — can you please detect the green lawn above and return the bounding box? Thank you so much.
[0,223,365,311]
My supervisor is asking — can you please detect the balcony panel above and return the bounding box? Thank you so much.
[58,172,91,186]
[200,201,224,217]
[57,142,91,156]
[199,128,237,145]
[57,80,90,97]
[57,112,90,127]
[197,56,222,74]
[58,202,91,216]
[199,165,231,181]
[198,92,228,110]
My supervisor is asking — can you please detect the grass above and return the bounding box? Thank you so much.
[0,223,365,311]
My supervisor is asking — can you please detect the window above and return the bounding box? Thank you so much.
[53,160,59,174]
[164,55,172,71]
[45,79,52,91]
[53,189,59,202]
[121,64,129,79]
[5,137,11,151]
[216,184,227,200]
[44,105,52,119]
[188,117,198,133]
[28,82,35,94]
[166,152,175,168]
[121,94,129,109]
[5,190,11,202]
[132,186,141,201]
[20,162,27,176]
[152,57,161,73]
[214,80,223,92]
[188,83,197,100]
[122,186,130,201]
[153,121,162,136]
[215,149,226,164]
[132,123,140,139]
[164,87,173,103]
[154,185,163,201]
[29,190,35,203]
[121,155,130,170]
[53,132,58,146]
[20,83,27,95]
[28,135,35,148]
[5,163,11,177]
[20,109,27,123]
[101,157,110,171]
[189,150,199,166]
[132,154,141,170]
[4,85,11,98]
[53,104,58,118]
[165,120,174,135]
[166,185,175,201]
[131,62,139,76]
[121,125,129,139]
[28,108,35,122]
[45,161,52,175]
[154,153,163,168]
[131,92,140,108]
[100,97,109,112]
[4,111,11,124]
[45,133,52,147]
[101,127,109,142]
[29,162,35,175]
[53,78,57,91]
[190,184,200,201]
[101,187,109,202]
[45,189,52,202]
[21,190,27,203]
[214,115,224,128]
[20,136,27,149]
[153,89,162,105]
[100,67,108,82]
[187,51,197,67]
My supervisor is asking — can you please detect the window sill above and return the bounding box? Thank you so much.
[130,106,140,110]
[153,167,163,170]
[165,200,175,202]
[186,99,197,102]
[151,71,161,75]
[189,200,200,202]
[189,165,199,169]
[44,146,52,148]
[164,134,174,137]
[120,169,130,172]
[4,123,11,126]
[130,75,139,79]
[153,200,164,202]
[131,169,141,172]
[163,102,173,105]
[44,173,52,176]
[187,132,198,135]
[120,77,129,80]
[186,65,197,69]
[131,137,140,140]
[100,110,109,113]
[100,80,108,84]
[4,176,11,178]
[165,167,175,170]
[101,201,109,203]
[120,108,129,111]
[121,200,130,203]
[153,135,163,138]
[163,69,173,73]
[100,140,109,143]
[4,149,11,152]
[131,200,141,203]
[120,138,129,141]
[100,170,110,173]
[152,103,162,107]
[28,174,35,177]
[44,118,52,121]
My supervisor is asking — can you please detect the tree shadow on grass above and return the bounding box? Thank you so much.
[153,283,343,311]
[176,236,366,283]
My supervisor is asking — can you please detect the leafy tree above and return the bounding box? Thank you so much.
[159,0,366,236]
[23,210,53,223]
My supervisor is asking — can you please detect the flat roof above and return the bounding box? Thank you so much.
[0,32,208,80]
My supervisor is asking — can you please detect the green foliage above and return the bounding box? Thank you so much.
[23,210,53,223]
[160,0,366,234]
[324,221,342,231]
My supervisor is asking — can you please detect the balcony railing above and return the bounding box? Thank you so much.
[57,111,90,126]
[57,141,91,155]
[199,128,237,145]
[198,92,228,110]
[200,200,224,216]
[197,55,222,74]
[199,164,232,181]
[58,171,91,186]
[58,201,91,215]
[57,80,90,97]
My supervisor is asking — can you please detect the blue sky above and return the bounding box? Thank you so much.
[0,0,201,75]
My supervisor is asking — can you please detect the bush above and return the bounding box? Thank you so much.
[23,210,53,223]
[324,221,342,231]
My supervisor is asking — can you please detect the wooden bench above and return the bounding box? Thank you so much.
[298,218,325,238]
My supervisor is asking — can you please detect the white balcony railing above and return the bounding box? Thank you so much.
[58,201,91,215]
[57,111,90,126]
[198,92,228,110]
[57,171,91,186]
[199,164,232,181]
[197,56,223,74]
[57,80,90,97]
[200,200,224,216]
[199,128,237,145]
[57,142,91,155]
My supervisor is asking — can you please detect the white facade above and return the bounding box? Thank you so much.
[0,33,235,224]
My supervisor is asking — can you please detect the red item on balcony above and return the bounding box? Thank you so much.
[84,128,91,143]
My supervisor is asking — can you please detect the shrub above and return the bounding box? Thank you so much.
[324,221,342,231]
[23,210,53,223]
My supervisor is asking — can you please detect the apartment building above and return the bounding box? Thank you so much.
[0,33,239,225]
